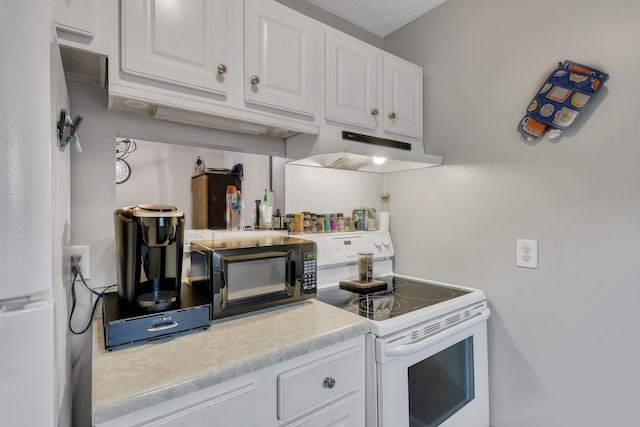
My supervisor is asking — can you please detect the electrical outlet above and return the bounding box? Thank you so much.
[69,245,90,279]
[516,239,538,269]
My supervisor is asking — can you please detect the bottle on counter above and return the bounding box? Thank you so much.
[303,212,311,233]
[286,214,294,234]
[225,185,237,230]
[294,213,304,234]
[346,216,355,231]
[259,188,273,229]
[330,213,338,232]
[273,208,284,230]
[311,214,316,232]
[315,215,325,233]
[323,213,331,232]
[254,200,261,229]
[233,190,243,231]
[337,213,345,232]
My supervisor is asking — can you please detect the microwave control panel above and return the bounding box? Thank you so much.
[302,252,317,293]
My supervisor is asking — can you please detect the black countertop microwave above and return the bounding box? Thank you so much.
[189,236,317,320]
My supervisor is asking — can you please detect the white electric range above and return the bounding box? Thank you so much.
[301,231,490,427]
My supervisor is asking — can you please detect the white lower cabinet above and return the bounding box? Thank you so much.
[94,337,365,427]
[283,393,363,427]
[139,383,258,427]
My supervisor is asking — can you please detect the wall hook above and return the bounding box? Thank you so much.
[57,109,83,152]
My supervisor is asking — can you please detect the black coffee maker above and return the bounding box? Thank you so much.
[114,205,185,311]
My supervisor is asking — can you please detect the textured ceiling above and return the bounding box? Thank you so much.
[304,0,447,37]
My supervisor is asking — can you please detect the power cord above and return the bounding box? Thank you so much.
[68,255,115,335]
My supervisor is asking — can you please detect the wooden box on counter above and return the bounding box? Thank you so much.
[191,172,241,230]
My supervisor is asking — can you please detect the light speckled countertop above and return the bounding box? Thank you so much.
[92,299,369,424]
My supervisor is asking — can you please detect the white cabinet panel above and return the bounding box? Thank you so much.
[245,0,316,117]
[325,31,378,130]
[142,384,257,427]
[121,0,228,96]
[53,0,94,38]
[383,55,423,138]
[283,393,364,427]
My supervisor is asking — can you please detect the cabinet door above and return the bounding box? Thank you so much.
[383,55,423,138]
[284,393,364,427]
[121,0,228,96]
[324,30,379,130]
[141,384,257,427]
[53,0,94,37]
[244,0,316,117]
[191,175,208,229]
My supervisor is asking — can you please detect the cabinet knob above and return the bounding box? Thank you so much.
[217,64,227,75]
[323,377,336,389]
[250,75,260,85]
[388,112,397,120]
[371,108,379,116]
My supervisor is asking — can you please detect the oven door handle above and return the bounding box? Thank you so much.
[384,309,490,358]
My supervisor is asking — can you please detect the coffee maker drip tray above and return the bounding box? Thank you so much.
[137,289,179,311]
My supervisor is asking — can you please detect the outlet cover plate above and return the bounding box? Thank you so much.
[69,245,90,279]
[516,239,538,269]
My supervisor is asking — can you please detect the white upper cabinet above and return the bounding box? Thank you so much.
[383,55,423,138]
[323,28,424,140]
[324,30,379,130]
[121,0,228,96]
[53,0,95,38]
[244,0,316,117]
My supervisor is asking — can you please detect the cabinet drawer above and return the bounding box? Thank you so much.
[277,345,362,420]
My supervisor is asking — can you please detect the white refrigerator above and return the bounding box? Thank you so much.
[0,1,72,426]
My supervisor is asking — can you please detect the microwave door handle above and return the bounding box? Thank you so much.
[287,259,296,287]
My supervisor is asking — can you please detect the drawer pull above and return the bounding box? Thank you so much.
[323,377,336,389]
[146,321,179,332]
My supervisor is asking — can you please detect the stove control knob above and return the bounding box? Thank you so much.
[374,238,382,247]
[382,237,390,246]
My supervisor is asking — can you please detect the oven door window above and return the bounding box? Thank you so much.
[408,337,475,427]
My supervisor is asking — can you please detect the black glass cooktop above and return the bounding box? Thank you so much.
[316,275,470,321]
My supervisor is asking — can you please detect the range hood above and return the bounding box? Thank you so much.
[286,129,442,173]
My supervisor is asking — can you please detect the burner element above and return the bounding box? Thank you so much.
[391,283,455,301]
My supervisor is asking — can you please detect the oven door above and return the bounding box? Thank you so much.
[375,310,490,427]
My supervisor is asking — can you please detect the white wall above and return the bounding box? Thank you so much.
[285,165,384,215]
[384,0,640,425]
